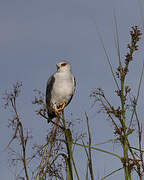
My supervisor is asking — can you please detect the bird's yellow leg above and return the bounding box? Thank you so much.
[57,102,66,112]
[54,102,66,117]
[55,109,60,116]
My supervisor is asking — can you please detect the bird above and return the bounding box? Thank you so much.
[46,61,76,122]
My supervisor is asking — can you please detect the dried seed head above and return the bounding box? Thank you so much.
[125,26,142,65]
[125,86,131,94]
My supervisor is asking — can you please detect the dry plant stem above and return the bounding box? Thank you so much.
[38,116,60,179]
[120,26,142,179]
[62,110,73,180]
[10,98,29,180]
[46,116,60,161]
[100,98,119,129]
[19,122,29,180]
[39,111,65,131]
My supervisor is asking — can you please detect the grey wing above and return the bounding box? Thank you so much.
[46,74,57,120]
[66,76,76,106]
[46,74,55,107]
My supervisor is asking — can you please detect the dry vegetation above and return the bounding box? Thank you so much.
[3,26,144,180]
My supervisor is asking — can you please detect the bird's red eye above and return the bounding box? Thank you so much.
[61,63,67,66]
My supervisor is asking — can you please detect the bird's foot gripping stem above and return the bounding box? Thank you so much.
[55,102,66,116]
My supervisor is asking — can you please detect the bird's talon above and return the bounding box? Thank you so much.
[57,102,66,111]
[54,102,66,116]
[55,109,60,116]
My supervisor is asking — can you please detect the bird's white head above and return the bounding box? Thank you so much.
[56,61,71,72]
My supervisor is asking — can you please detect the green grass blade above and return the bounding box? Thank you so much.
[113,12,122,69]
[57,139,121,160]
[96,26,120,91]
[138,0,144,30]
[71,152,80,180]
[129,61,144,128]
[81,139,90,180]
[85,113,94,180]
[86,162,89,180]
[100,167,123,180]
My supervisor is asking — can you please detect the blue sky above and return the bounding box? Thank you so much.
[0,0,144,179]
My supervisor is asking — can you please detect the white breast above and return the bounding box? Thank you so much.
[51,71,75,106]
